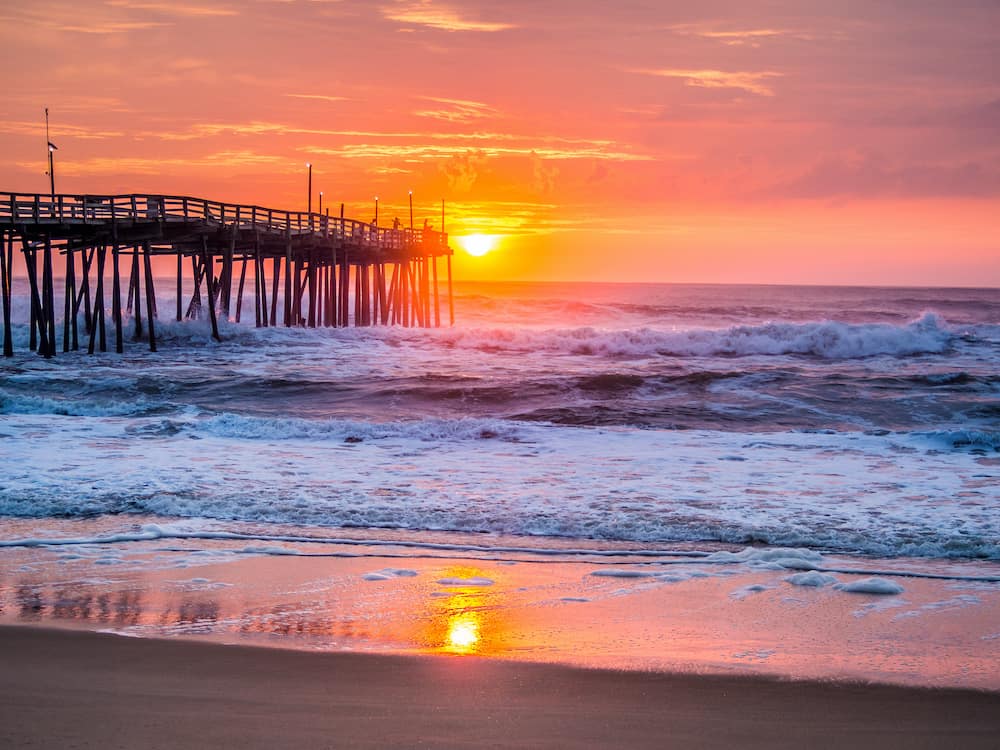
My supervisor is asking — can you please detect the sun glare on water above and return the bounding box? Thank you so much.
[446,613,481,652]
[457,234,499,257]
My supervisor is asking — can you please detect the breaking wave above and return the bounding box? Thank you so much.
[425,313,956,359]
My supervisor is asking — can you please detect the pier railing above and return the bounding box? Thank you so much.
[0,191,448,253]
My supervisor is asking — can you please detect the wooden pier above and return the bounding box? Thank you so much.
[0,191,454,358]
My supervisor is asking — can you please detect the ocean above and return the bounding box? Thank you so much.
[1,281,999,684]
[2,281,997,555]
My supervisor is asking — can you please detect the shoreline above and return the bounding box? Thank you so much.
[2,527,999,691]
[2,625,999,749]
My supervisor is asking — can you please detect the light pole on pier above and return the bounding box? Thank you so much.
[409,190,413,230]
[306,162,312,216]
[374,196,379,227]
[45,108,57,200]
[319,191,323,216]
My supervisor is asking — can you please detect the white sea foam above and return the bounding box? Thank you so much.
[196,413,522,443]
[914,430,1000,452]
[0,418,997,561]
[730,583,774,599]
[892,594,981,621]
[590,569,654,578]
[436,577,494,586]
[785,572,838,587]
[419,313,954,360]
[364,568,418,581]
[836,577,905,595]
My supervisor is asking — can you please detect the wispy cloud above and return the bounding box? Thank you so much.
[57,20,168,33]
[148,120,629,151]
[0,3,170,33]
[665,24,807,47]
[304,143,649,161]
[630,68,783,96]
[0,120,125,139]
[286,93,350,103]
[381,1,514,32]
[413,96,497,123]
[105,0,238,17]
[24,150,287,176]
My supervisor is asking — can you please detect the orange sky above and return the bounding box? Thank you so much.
[1,1,998,285]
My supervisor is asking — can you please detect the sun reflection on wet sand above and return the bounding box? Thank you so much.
[423,566,499,656]
[3,540,1000,689]
[446,613,480,653]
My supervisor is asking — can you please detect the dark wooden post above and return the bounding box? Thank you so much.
[353,264,362,326]
[143,241,157,352]
[88,244,107,354]
[202,237,221,342]
[307,253,317,328]
[176,253,183,321]
[25,242,39,352]
[1,232,13,356]
[269,257,279,327]
[387,263,399,325]
[447,254,454,326]
[221,210,237,318]
[422,256,430,328]
[187,255,203,320]
[258,247,268,328]
[401,260,409,327]
[43,237,56,356]
[340,249,349,327]
[237,257,248,325]
[79,248,93,333]
[68,247,79,350]
[252,249,261,328]
[62,248,74,352]
[283,234,292,327]
[432,255,440,327]
[378,263,389,324]
[112,243,123,354]
[131,248,143,340]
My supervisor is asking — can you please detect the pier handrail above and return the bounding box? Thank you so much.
[0,191,449,254]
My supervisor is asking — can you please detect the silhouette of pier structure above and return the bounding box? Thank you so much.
[0,191,454,357]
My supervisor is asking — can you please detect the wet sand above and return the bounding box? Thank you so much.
[1,625,998,749]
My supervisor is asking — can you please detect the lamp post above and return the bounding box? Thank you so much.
[319,191,323,216]
[306,162,312,215]
[45,108,57,201]
[374,196,379,227]
[408,190,413,230]
[48,143,56,201]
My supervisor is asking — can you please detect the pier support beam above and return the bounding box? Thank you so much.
[0,233,11,356]
[88,245,107,354]
[202,237,221,342]
[143,241,157,352]
[283,238,292,327]
[112,243,123,354]
[447,254,454,326]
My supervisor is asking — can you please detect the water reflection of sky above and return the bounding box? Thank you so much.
[2,541,999,691]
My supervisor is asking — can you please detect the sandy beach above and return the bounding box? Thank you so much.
[2,625,998,749]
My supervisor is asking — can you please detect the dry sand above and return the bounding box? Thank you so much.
[1,625,998,749]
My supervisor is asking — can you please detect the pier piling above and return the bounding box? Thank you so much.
[0,191,453,356]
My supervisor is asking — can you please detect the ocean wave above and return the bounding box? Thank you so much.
[195,413,523,442]
[914,430,1000,452]
[424,312,956,360]
[0,389,164,417]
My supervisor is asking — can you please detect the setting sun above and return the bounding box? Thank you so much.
[457,234,500,257]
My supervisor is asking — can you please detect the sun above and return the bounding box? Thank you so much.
[457,234,499,257]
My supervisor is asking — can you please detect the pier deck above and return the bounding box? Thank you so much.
[0,191,454,357]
